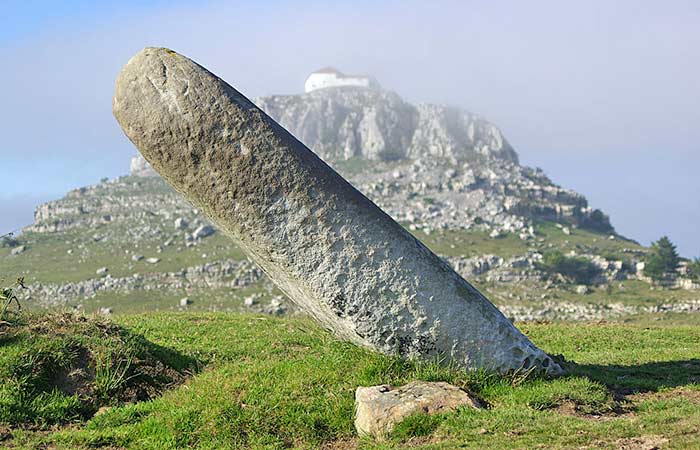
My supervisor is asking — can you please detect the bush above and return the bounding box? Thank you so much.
[688,258,700,281]
[579,209,614,233]
[538,251,601,285]
[644,236,680,282]
[0,235,20,248]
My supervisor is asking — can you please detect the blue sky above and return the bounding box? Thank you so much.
[1,0,698,257]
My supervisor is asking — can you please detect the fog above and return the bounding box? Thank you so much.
[1,0,698,256]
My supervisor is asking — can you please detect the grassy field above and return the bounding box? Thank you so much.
[2,312,699,449]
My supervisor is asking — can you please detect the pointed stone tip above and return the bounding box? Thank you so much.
[112,47,190,122]
[139,46,180,58]
[117,47,181,77]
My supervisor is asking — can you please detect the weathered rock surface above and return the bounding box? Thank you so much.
[355,381,480,438]
[255,89,519,163]
[112,47,562,375]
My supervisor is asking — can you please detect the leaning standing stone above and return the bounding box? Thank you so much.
[112,47,562,376]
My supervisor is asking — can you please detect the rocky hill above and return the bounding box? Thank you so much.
[3,84,698,320]
[28,86,612,238]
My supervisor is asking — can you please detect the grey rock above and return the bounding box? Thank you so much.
[243,295,258,307]
[174,217,189,230]
[575,285,590,295]
[112,47,561,374]
[20,258,264,307]
[192,224,215,240]
[355,381,480,438]
[264,297,286,316]
[146,257,160,264]
[10,245,26,255]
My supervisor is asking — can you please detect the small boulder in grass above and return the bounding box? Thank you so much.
[354,381,481,438]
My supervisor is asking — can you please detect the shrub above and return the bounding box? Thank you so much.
[0,234,20,248]
[644,236,680,282]
[579,209,614,233]
[1,277,26,320]
[688,258,700,281]
[538,251,601,285]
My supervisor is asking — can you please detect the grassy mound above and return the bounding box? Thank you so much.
[0,313,196,426]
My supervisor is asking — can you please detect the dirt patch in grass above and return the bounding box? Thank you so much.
[321,438,359,450]
[628,387,700,405]
[613,435,668,450]
[553,398,630,420]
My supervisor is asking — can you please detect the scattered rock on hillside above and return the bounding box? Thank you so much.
[10,245,26,256]
[576,285,590,295]
[192,225,215,240]
[355,381,481,438]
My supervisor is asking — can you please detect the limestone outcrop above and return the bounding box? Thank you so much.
[112,47,562,375]
[255,88,518,163]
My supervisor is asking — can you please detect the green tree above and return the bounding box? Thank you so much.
[644,236,680,282]
[688,258,700,281]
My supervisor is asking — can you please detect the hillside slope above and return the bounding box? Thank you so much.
[1,85,698,319]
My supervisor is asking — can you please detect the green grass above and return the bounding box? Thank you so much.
[409,228,531,258]
[0,230,245,285]
[534,221,643,258]
[3,312,700,449]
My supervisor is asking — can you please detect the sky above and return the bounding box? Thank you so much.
[0,0,698,257]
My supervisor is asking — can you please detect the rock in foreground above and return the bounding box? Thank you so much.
[112,47,562,375]
[355,381,480,438]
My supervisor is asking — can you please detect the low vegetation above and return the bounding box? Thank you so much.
[1,277,26,320]
[644,236,681,283]
[687,258,700,281]
[2,312,699,449]
[537,250,601,285]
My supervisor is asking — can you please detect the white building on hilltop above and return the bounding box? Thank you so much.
[304,67,379,93]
